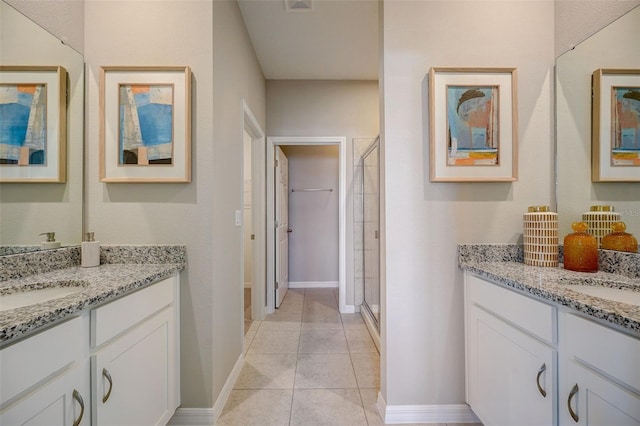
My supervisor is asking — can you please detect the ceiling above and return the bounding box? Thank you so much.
[237,0,379,80]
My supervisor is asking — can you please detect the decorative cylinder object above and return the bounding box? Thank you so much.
[523,206,559,267]
[564,222,598,272]
[582,205,620,248]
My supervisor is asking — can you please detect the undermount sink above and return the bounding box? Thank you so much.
[0,280,88,312]
[565,284,640,307]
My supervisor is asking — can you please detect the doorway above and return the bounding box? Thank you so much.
[266,136,347,314]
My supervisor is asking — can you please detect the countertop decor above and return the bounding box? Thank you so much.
[458,244,640,335]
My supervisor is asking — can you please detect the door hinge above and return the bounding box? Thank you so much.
[275,281,279,290]
[251,234,255,240]
[274,220,279,228]
[274,159,279,167]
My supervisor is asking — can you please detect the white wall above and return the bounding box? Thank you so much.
[266,80,379,305]
[84,0,265,410]
[283,145,339,284]
[380,0,555,410]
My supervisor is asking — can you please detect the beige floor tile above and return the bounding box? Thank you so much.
[247,329,300,354]
[299,328,348,353]
[217,389,293,426]
[359,388,385,426]
[244,330,256,353]
[345,326,378,353]
[302,311,344,329]
[290,388,367,426]
[248,320,261,332]
[260,311,302,331]
[234,353,297,390]
[295,353,357,389]
[341,313,366,328]
[351,352,380,389]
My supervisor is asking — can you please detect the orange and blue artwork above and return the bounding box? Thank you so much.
[0,83,47,166]
[119,84,174,165]
[446,85,499,166]
[611,86,640,166]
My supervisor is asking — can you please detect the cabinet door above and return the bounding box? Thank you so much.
[0,367,88,426]
[560,361,640,426]
[92,308,175,426]
[467,305,556,426]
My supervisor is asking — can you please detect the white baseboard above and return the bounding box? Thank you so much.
[167,408,215,425]
[289,281,338,288]
[244,282,252,288]
[169,352,245,425]
[341,304,356,314]
[377,392,480,424]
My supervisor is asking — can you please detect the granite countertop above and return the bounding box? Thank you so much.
[458,245,640,336]
[0,245,186,346]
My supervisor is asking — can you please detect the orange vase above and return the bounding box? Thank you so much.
[601,222,638,253]
[564,222,598,272]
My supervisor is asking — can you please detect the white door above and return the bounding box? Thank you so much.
[274,146,289,308]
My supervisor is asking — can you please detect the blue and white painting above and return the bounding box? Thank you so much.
[0,83,47,165]
[119,84,174,165]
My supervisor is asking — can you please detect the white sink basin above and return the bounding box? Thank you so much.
[566,285,640,307]
[0,281,87,312]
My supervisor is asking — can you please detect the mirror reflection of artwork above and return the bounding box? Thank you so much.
[0,83,47,166]
[611,86,640,166]
[119,84,173,166]
[446,85,499,166]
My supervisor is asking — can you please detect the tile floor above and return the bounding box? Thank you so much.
[218,288,477,426]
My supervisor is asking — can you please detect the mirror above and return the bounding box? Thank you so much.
[556,6,640,240]
[0,1,84,254]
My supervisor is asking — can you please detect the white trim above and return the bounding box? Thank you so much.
[244,282,253,288]
[289,281,338,289]
[342,304,356,314]
[213,352,245,424]
[266,136,348,314]
[360,307,380,352]
[167,408,215,425]
[242,99,266,325]
[376,392,480,424]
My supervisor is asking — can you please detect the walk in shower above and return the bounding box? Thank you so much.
[354,137,380,347]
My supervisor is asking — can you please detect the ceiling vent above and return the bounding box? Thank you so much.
[284,0,313,12]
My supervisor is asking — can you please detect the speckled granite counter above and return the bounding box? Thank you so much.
[458,244,640,336]
[0,245,186,346]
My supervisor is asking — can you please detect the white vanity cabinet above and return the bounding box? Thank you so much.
[465,274,556,426]
[91,276,179,426]
[0,316,90,426]
[0,273,180,426]
[559,313,640,426]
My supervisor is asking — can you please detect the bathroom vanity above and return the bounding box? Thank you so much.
[0,246,185,426]
[459,245,640,426]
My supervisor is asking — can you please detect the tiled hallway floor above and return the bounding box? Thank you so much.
[218,288,476,426]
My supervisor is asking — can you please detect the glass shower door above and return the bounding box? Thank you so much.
[361,140,380,328]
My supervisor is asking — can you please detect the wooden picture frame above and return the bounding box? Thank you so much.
[100,66,191,183]
[0,66,67,183]
[592,68,640,182]
[429,67,518,182]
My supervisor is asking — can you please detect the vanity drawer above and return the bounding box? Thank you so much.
[91,276,174,347]
[466,274,556,344]
[0,316,83,405]
[565,313,640,392]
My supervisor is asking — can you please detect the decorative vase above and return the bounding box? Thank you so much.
[523,206,559,267]
[601,222,638,253]
[563,222,598,273]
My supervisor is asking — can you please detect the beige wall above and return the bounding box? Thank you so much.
[84,0,265,409]
[380,0,555,407]
[266,80,379,305]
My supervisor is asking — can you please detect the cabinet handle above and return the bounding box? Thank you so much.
[72,389,84,426]
[536,363,547,397]
[102,368,113,403]
[567,383,579,422]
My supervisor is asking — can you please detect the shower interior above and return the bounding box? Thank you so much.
[354,137,380,349]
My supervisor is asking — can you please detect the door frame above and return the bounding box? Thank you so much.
[242,100,266,323]
[266,136,347,314]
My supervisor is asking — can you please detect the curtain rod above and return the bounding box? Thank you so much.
[290,188,333,192]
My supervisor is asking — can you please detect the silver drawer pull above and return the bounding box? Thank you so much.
[536,363,547,397]
[102,368,113,403]
[568,383,579,422]
[72,389,84,426]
